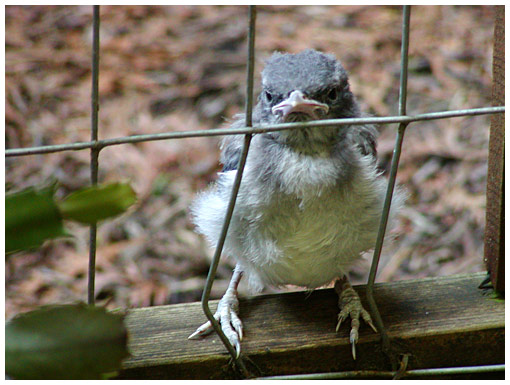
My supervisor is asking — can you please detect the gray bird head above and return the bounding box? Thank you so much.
[256,49,361,154]
[259,49,360,125]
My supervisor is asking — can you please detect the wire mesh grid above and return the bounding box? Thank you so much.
[5,5,505,379]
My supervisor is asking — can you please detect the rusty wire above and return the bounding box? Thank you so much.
[5,106,504,158]
[198,5,257,371]
[366,5,410,365]
[88,5,100,306]
[258,363,505,380]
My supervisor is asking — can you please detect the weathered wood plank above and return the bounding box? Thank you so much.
[117,273,504,379]
[484,5,505,293]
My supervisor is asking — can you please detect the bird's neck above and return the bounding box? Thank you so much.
[278,126,340,157]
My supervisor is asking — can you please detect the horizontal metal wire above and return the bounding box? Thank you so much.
[5,106,505,157]
[258,364,505,380]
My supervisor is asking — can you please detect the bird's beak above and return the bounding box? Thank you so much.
[272,90,329,122]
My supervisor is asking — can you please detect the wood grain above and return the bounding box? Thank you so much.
[484,5,505,293]
[118,273,504,379]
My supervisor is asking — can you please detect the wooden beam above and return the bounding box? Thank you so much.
[484,5,505,293]
[117,273,504,379]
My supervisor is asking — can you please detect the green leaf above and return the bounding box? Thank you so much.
[58,182,137,224]
[6,186,67,254]
[6,304,130,380]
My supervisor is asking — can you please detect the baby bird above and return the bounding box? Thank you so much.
[189,49,404,359]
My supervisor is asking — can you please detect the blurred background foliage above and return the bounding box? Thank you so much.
[5,5,495,318]
[5,181,136,379]
[6,182,137,253]
[6,304,129,379]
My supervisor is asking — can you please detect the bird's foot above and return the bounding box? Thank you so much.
[188,287,243,357]
[334,278,377,360]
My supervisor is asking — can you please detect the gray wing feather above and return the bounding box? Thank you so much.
[220,114,246,171]
[348,123,378,159]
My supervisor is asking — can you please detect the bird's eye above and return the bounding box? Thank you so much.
[264,91,273,102]
[327,87,338,102]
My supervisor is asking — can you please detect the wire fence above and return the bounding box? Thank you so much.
[5,4,505,378]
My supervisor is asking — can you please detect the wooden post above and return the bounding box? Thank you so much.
[118,273,504,379]
[483,5,504,293]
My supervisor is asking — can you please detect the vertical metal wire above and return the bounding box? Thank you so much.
[88,5,101,306]
[365,4,411,365]
[199,5,257,369]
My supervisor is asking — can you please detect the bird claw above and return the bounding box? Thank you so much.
[335,311,348,332]
[188,320,214,340]
[335,280,377,360]
[350,328,359,360]
[188,288,243,358]
[365,317,378,334]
